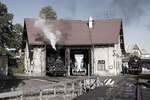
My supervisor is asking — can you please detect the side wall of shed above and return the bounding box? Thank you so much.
[24,42,46,76]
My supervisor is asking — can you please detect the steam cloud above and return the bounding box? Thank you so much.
[34,18,61,50]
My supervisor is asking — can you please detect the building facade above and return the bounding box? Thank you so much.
[126,44,150,58]
[23,18,125,76]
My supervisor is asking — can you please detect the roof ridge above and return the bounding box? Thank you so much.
[24,18,122,22]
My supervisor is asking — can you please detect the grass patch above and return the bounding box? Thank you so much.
[9,65,24,74]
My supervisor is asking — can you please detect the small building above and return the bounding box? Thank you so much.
[141,49,150,59]
[141,58,150,72]
[125,44,141,57]
[126,44,150,58]
[23,18,125,76]
[0,55,8,76]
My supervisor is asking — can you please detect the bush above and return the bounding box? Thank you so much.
[8,56,24,74]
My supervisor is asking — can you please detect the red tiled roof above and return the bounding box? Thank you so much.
[24,18,122,46]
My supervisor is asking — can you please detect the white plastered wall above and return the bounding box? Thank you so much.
[32,47,46,76]
[24,41,30,74]
[93,39,123,76]
[93,47,114,76]
[24,43,46,76]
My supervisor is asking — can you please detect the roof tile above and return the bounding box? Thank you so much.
[24,18,122,46]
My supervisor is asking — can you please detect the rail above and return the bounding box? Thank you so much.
[137,77,142,100]
[104,75,140,100]
[104,76,127,100]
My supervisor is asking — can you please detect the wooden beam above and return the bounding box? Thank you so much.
[65,48,70,76]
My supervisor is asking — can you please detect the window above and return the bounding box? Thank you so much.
[97,60,105,70]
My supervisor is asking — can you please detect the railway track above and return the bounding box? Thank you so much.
[137,74,150,100]
[106,74,150,100]
[104,75,137,100]
[73,75,138,100]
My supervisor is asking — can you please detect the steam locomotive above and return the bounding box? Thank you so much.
[128,56,142,74]
[46,55,67,76]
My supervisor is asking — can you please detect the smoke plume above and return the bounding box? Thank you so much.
[111,0,144,24]
[34,18,61,50]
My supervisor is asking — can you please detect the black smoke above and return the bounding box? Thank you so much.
[111,0,150,25]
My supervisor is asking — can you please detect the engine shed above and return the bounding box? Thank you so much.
[23,18,125,76]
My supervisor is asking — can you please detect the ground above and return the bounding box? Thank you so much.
[1,73,150,100]
[74,75,137,100]
[0,74,80,93]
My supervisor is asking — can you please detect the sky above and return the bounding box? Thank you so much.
[1,0,150,50]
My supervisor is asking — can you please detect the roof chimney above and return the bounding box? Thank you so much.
[88,16,93,28]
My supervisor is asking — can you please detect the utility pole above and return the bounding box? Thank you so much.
[88,16,94,75]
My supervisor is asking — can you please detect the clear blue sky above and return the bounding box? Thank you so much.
[1,0,150,50]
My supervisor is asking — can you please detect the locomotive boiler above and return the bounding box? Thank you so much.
[128,56,142,74]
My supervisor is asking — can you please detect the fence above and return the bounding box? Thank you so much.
[0,75,99,100]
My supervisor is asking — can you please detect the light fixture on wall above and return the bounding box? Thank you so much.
[113,50,116,56]
[113,50,120,57]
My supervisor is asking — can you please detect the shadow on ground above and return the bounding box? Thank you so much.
[139,74,150,80]
[0,75,25,93]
